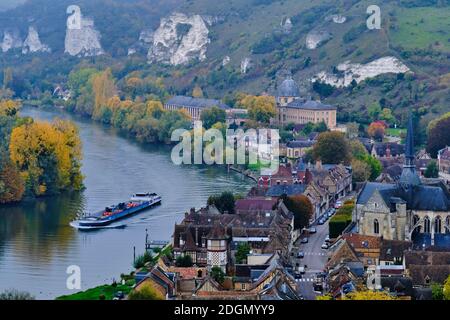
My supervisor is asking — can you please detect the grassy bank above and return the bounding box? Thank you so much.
[56,281,135,300]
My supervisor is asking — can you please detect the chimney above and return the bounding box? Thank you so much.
[386,146,391,158]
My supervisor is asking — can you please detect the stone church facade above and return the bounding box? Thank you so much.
[355,116,450,248]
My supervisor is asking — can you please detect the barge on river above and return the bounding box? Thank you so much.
[71,193,161,230]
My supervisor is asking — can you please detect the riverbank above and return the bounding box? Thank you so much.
[0,106,254,299]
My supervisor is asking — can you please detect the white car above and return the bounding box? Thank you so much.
[309,227,317,234]
[321,243,329,250]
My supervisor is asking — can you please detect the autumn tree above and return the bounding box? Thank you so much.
[351,158,371,182]
[444,274,450,300]
[192,85,204,98]
[313,131,351,165]
[9,120,83,197]
[200,106,227,129]
[283,194,313,230]
[91,69,117,120]
[0,160,25,203]
[427,112,450,157]
[239,95,276,124]
[368,122,385,141]
[128,284,164,300]
[343,290,395,300]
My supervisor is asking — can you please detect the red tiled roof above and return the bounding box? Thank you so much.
[342,233,382,250]
[235,198,278,211]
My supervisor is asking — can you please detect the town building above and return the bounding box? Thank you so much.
[164,95,230,122]
[438,146,450,174]
[354,116,450,248]
[274,77,337,129]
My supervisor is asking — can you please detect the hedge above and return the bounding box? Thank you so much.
[329,202,355,239]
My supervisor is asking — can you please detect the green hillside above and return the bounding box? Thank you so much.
[0,0,448,134]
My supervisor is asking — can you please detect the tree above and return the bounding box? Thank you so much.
[133,251,153,269]
[9,120,84,197]
[210,266,225,284]
[0,289,34,300]
[312,81,334,98]
[0,160,25,203]
[235,242,251,264]
[431,283,444,300]
[443,274,450,300]
[239,95,276,124]
[424,160,439,178]
[344,290,395,300]
[367,102,382,121]
[200,106,227,129]
[346,122,359,139]
[207,191,236,214]
[368,122,385,141]
[427,112,450,157]
[91,69,117,120]
[127,284,164,300]
[176,255,193,267]
[312,131,351,165]
[192,85,204,98]
[380,108,395,125]
[283,195,313,230]
[351,159,371,183]
[349,140,368,159]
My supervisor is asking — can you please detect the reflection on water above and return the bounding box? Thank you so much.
[0,107,254,299]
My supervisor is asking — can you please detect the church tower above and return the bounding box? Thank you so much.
[399,114,421,188]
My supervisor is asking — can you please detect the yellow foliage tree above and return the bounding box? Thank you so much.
[0,99,20,117]
[91,69,117,120]
[239,95,276,124]
[9,120,83,196]
[192,85,204,98]
[343,290,396,300]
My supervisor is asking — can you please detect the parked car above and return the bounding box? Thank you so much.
[113,291,125,300]
[294,272,302,279]
[297,251,305,259]
[309,227,317,234]
[321,243,329,250]
[313,281,323,292]
[327,211,333,218]
[325,235,330,243]
[301,238,308,244]
[334,201,343,209]
[298,266,305,274]
[318,219,325,225]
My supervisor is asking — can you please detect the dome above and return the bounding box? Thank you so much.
[278,77,300,97]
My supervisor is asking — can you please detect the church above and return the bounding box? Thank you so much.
[274,76,337,129]
[354,116,450,248]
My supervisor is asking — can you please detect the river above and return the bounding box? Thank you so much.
[0,106,254,299]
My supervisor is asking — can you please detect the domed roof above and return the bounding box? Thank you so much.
[278,76,300,97]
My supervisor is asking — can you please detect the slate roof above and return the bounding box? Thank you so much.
[286,140,314,148]
[380,276,414,297]
[380,240,412,261]
[235,198,278,212]
[373,142,405,157]
[278,77,300,97]
[286,99,336,110]
[357,181,450,212]
[165,95,229,109]
[265,184,307,197]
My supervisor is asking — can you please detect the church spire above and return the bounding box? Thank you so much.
[405,113,414,165]
[399,112,421,187]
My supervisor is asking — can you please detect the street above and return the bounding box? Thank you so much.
[291,218,330,300]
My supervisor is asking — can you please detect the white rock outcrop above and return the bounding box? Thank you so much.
[281,17,293,34]
[306,30,332,49]
[312,57,410,87]
[241,57,251,74]
[22,26,51,54]
[65,14,104,57]
[1,30,22,52]
[148,12,210,66]
[222,55,230,66]
[325,14,347,24]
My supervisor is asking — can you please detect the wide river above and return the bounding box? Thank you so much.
[0,107,253,299]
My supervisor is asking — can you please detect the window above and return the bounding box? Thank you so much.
[424,216,431,233]
[241,283,246,290]
[374,219,380,234]
[435,216,442,234]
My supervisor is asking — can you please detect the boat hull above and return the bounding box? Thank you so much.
[72,197,161,229]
